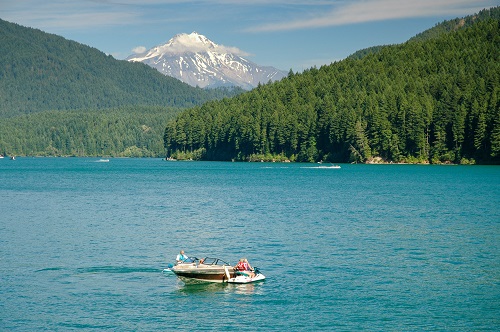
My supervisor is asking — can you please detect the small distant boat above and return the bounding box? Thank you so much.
[317,164,341,169]
[96,159,109,162]
[10,156,15,160]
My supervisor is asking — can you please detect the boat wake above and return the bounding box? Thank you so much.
[300,165,341,169]
[36,266,161,274]
[76,266,160,274]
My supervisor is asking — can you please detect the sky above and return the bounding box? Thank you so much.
[1,0,498,71]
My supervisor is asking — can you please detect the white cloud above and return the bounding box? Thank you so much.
[4,0,496,33]
[156,33,251,56]
[246,0,497,32]
[1,0,139,31]
[4,0,496,37]
[219,46,252,57]
[132,46,147,54]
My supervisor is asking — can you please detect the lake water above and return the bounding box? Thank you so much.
[1,158,499,331]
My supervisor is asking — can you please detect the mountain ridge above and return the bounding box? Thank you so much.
[0,20,243,118]
[348,7,500,60]
[127,32,287,89]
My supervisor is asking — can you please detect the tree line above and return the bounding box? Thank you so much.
[0,106,180,157]
[163,13,500,164]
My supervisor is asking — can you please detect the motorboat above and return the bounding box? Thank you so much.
[171,257,236,283]
[170,257,265,284]
[317,164,341,169]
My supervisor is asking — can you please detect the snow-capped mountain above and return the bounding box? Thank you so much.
[127,32,286,89]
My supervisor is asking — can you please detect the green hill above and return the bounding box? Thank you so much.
[0,19,242,118]
[163,7,500,164]
[410,7,500,42]
[348,7,500,60]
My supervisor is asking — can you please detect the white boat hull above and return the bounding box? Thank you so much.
[227,273,266,284]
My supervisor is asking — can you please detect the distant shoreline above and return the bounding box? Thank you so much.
[3,155,497,165]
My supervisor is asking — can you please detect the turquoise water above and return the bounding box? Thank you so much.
[1,158,499,331]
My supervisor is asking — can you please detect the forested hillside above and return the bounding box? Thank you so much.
[164,8,500,164]
[410,7,500,42]
[0,106,180,157]
[349,7,500,60]
[0,19,243,118]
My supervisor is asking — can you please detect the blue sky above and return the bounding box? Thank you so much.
[2,0,498,71]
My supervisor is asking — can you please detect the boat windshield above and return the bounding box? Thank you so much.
[200,257,231,266]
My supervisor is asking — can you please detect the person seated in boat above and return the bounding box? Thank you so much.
[176,250,189,264]
[234,258,255,278]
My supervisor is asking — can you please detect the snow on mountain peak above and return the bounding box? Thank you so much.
[127,32,286,89]
[164,32,218,54]
[131,32,250,59]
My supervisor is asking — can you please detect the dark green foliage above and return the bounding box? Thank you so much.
[349,7,500,60]
[164,7,500,164]
[0,19,243,118]
[348,46,389,60]
[410,7,500,42]
[0,106,181,157]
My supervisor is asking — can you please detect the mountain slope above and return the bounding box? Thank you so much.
[0,20,242,118]
[348,7,500,60]
[409,6,500,42]
[127,32,287,89]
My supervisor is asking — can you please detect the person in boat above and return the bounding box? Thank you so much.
[234,258,255,278]
[176,250,189,263]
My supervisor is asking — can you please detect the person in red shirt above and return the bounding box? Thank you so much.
[235,258,255,278]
